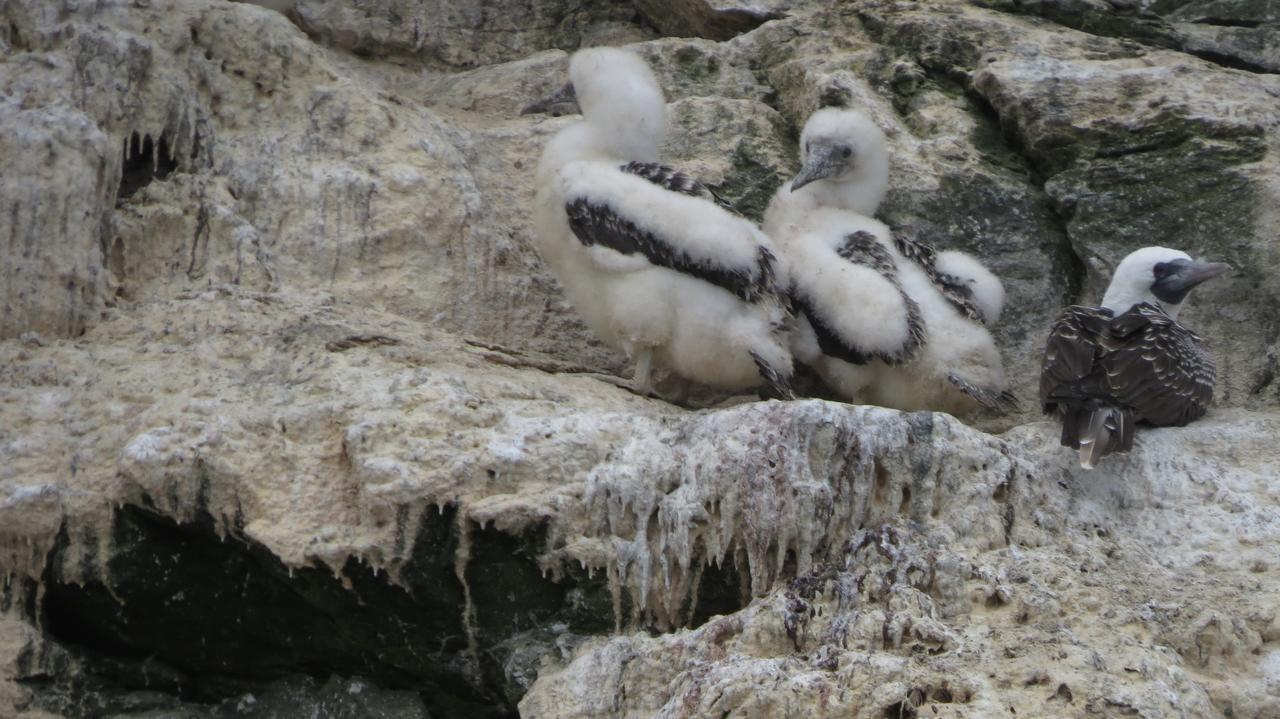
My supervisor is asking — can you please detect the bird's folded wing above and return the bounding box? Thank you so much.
[1101,303,1215,426]
[1039,305,1113,409]
[948,373,1018,412]
[560,165,776,302]
[932,271,984,323]
[893,232,983,322]
[892,231,937,268]
[792,231,924,366]
[619,161,738,214]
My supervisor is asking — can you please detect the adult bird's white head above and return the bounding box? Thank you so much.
[788,108,890,216]
[1100,246,1230,319]
[522,47,667,165]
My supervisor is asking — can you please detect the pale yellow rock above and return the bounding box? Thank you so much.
[2,0,1280,716]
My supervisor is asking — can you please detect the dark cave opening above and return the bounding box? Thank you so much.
[20,494,754,718]
[34,505,594,718]
[117,131,179,204]
[690,557,749,627]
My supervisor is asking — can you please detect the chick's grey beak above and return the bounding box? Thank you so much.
[1152,260,1231,304]
[521,81,578,116]
[790,143,847,192]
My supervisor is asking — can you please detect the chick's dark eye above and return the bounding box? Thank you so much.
[842,147,852,158]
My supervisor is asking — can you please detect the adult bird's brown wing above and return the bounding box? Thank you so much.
[1039,305,1115,412]
[1098,303,1215,427]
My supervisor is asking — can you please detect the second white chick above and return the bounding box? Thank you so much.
[765,107,1015,415]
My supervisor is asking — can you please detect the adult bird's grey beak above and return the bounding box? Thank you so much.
[790,142,849,192]
[1151,260,1231,304]
[520,81,579,117]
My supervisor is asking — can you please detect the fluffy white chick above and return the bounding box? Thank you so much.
[765,107,1013,414]
[525,48,794,399]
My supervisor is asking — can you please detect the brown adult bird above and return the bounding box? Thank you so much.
[1040,246,1230,468]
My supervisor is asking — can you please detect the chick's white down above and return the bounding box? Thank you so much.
[531,48,792,395]
[765,107,1010,415]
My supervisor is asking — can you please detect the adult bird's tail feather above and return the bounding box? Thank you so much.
[1063,403,1132,469]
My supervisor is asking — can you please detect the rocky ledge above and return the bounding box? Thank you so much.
[2,0,1279,717]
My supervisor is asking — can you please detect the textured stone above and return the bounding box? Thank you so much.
[0,0,621,373]
[633,0,788,42]
[854,0,1280,406]
[1175,22,1280,74]
[971,0,1280,73]
[3,0,1280,716]
[0,288,1009,712]
[523,410,1280,718]
[293,0,651,67]
[0,105,115,340]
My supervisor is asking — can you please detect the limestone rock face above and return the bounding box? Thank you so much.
[292,0,654,66]
[0,106,115,340]
[522,410,1280,718]
[633,0,788,42]
[2,0,1279,717]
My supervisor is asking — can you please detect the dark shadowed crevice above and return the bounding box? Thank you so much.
[34,504,615,717]
[28,499,749,717]
[634,0,783,41]
[117,131,179,205]
[960,84,1045,182]
[961,85,1086,305]
[688,559,749,627]
[5,20,28,51]
[1092,133,1192,160]
[994,453,1017,546]
[1249,326,1279,397]
[105,236,126,298]
[892,56,1086,305]
[1180,47,1275,74]
[1039,208,1086,305]
[984,3,1277,75]
[1185,17,1263,29]
[882,698,918,718]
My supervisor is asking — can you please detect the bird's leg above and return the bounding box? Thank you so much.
[666,377,692,406]
[581,372,638,391]
[582,348,662,399]
[630,349,655,397]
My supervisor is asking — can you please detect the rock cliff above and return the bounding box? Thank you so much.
[1,0,1278,717]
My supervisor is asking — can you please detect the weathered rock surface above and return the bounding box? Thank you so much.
[523,410,1280,717]
[633,0,788,42]
[2,0,1279,716]
[292,0,654,67]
